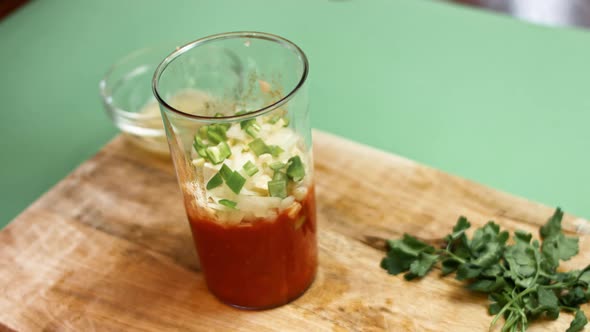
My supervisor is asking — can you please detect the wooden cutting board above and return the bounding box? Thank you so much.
[1,130,588,332]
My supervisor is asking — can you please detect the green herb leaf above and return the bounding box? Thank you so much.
[468,277,506,292]
[441,258,460,276]
[540,208,564,239]
[488,293,505,315]
[472,241,504,268]
[532,287,559,316]
[389,234,436,257]
[444,217,472,261]
[481,265,503,278]
[514,230,533,244]
[488,303,502,316]
[560,286,588,307]
[218,199,238,209]
[456,264,483,281]
[579,266,590,284]
[445,216,470,241]
[566,310,588,332]
[405,252,439,280]
[381,234,435,277]
[504,242,538,279]
[540,207,579,262]
[380,249,415,275]
[380,208,589,332]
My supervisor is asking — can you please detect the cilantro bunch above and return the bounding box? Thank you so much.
[381,208,589,332]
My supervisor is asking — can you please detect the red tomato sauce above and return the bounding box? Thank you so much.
[187,188,317,309]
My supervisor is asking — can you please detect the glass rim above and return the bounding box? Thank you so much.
[151,31,309,122]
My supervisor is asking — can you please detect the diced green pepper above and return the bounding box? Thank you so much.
[193,135,207,157]
[240,118,261,138]
[268,180,287,198]
[248,138,270,156]
[287,155,305,181]
[268,114,282,124]
[245,123,261,138]
[220,122,231,131]
[206,173,223,190]
[226,171,246,194]
[198,125,208,139]
[206,141,231,164]
[219,164,233,182]
[196,147,208,158]
[218,199,238,209]
[269,162,286,171]
[240,118,256,129]
[273,171,287,181]
[219,141,231,156]
[193,138,208,158]
[269,145,284,157]
[242,161,259,177]
[194,135,206,148]
[207,125,226,144]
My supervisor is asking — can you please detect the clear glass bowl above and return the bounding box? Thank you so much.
[100,44,180,155]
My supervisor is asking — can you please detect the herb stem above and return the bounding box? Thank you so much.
[440,249,467,264]
[502,311,519,332]
[531,248,542,285]
[490,286,537,330]
[517,307,527,332]
[560,306,578,312]
[542,283,567,290]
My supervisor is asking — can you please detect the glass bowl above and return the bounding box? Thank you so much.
[100,44,180,155]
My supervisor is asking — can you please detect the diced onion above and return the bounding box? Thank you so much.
[280,196,295,211]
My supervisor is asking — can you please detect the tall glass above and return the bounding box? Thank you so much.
[152,32,316,309]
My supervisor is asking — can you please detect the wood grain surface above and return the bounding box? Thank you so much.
[0,130,588,332]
